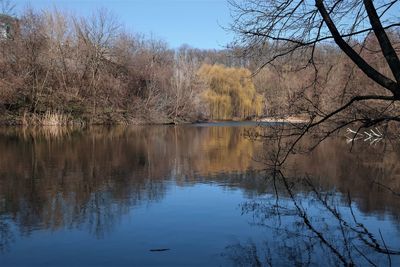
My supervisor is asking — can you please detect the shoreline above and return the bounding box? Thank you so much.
[0,119,308,127]
[257,116,309,124]
[0,112,308,127]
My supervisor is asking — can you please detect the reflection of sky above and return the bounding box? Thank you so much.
[1,184,265,266]
[2,182,399,266]
[0,125,400,265]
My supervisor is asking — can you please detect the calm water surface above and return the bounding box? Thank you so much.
[0,123,399,266]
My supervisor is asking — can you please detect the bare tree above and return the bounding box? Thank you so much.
[0,0,15,16]
[0,5,271,125]
[230,1,400,264]
[73,8,120,120]
[169,49,199,122]
[230,0,400,163]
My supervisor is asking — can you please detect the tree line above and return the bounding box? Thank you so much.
[1,4,399,126]
[0,8,266,125]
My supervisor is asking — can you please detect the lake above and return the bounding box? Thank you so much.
[0,123,399,266]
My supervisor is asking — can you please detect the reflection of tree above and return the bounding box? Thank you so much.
[0,125,399,260]
[224,241,272,267]
[224,239,316,267]
[0,219,14,253]
[0,125,260,251]
[250,126,400,217]
[217,130,400,265]
[0,127,173,249]
[226,170,400,266]
[226,128,400,266]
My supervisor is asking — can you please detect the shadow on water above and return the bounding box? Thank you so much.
[0,124,398,266]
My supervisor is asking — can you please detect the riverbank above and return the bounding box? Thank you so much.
[0,111,186,126]
[258,116,309,124]
[0,111,308,127]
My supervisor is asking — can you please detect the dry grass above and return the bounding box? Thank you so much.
[40,111,69,126]
[21,111,72,126]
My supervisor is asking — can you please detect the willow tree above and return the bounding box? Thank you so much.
[198,64,263,120]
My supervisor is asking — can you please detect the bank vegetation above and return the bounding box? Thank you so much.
[1,5,399,126]
[0,8,265,125]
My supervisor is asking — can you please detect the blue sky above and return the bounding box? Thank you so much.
[12,0,233,49]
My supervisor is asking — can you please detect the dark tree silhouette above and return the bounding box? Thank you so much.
[229,2,400,265]
[230,0,400,164]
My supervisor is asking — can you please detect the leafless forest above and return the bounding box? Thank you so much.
[0,2,399,126]
[0,7,261,125]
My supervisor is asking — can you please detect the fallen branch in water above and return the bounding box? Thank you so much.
[149,248,171,252]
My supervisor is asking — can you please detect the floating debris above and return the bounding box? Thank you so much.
[149,248,170,252]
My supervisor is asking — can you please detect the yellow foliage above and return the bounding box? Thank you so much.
[198,64,263,120]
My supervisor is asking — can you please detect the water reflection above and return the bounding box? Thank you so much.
[227,170,400,266]
[0,124,399,266]
[0,126,260,251]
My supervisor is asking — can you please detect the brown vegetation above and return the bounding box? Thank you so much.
[1,3,399,126]
[0,8,264,125]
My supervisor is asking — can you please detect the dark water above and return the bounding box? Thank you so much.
[0,124,399,266]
